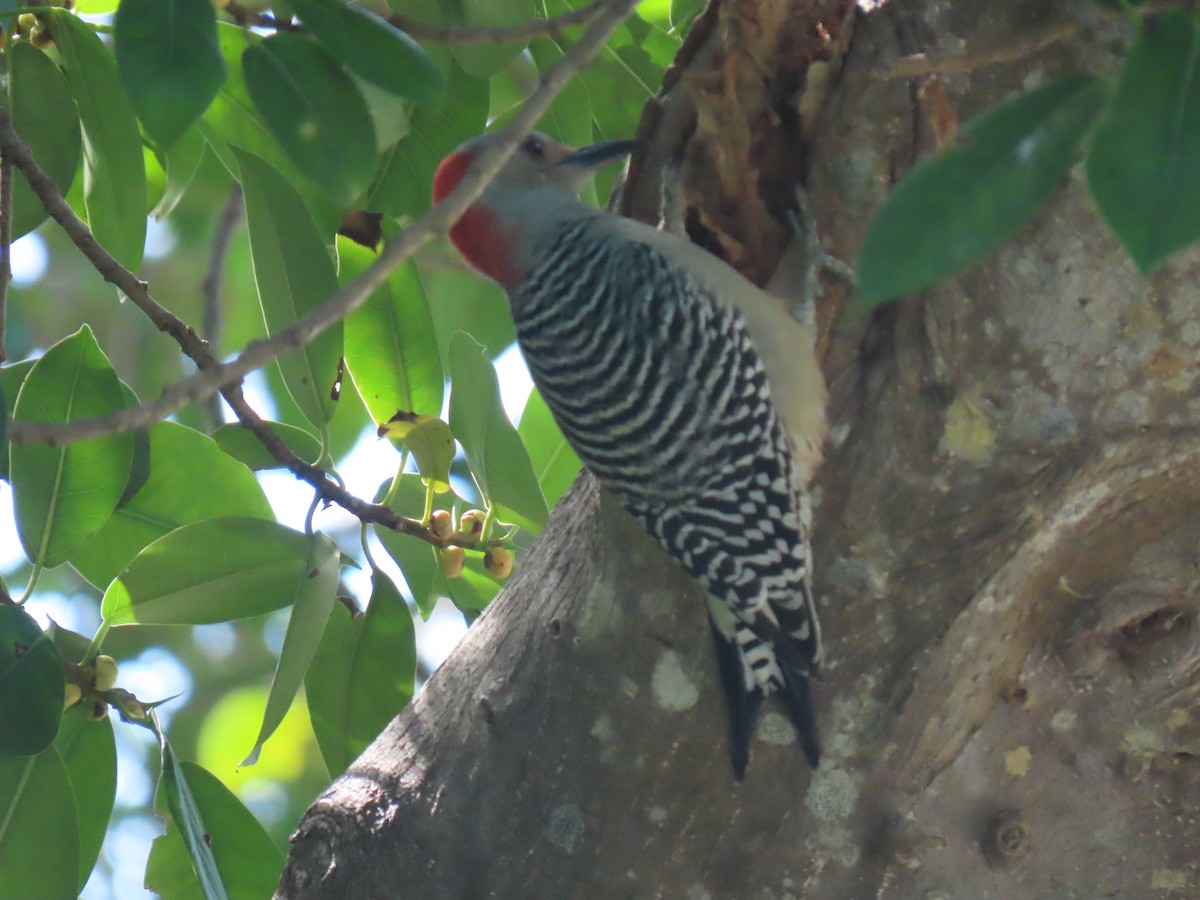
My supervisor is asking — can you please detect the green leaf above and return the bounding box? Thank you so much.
[367,54,488,218]
[339,238,443,421]
[10,327,135,569]
[0,605,64,756]
[242,32,377,206]
[449,333,548,532]
[100,517,322,626]
[857,75,1109,307]
[49,9,148,271]
[0,749,80,899]
[114,0,226,150]
[517,389,581,506]
[212,420,324,470]
[2,363,37,481]
[154,736,230,900]
[1087,11,1200,273]
[421,265,514,371]
[54,707,116,892]
[114,381,151,507]
[145,760,282,900]
[199,24,341,235]
[377,413,454,492]
[153,125,209,220]
[4,42,81,240]
[287,0,443,104]
[306,569,415,776]
[526,39,594,148]
[450,0,532,78]
[243,532,339,765]
[234,148,342,430]
[374,475,444,619]
[70,422,275,589]
[0,381,6,485]
[445,558,501,613]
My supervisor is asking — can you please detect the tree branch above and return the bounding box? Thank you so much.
[5,0,638,446]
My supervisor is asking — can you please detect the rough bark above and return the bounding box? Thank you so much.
[278,0,1200,896]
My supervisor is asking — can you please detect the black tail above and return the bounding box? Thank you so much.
[709,614,821,778]
[751,614,821,768]
[708,617,762,779]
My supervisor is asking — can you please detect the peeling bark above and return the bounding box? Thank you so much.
[278,0,1200,896]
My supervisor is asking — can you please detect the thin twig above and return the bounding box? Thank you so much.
[0,152,11,364]
[200,184,244,431]
[223,0,605,45]
[6,0,637,447]
[221,1,303,32]
[387,2,605,45]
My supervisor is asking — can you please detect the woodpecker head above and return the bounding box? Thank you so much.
[433,131,639,289]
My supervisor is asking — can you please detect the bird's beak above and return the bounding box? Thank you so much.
[560,139,644,172]
[556,139,641,192]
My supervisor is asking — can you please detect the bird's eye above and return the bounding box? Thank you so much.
[522,135,545,159]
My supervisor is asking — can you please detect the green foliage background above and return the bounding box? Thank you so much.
[0,1,687,896]
[2,0,1198,896]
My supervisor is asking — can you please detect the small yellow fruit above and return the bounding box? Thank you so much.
[459,509,486,539]
[484,547,513,579]
[93,655,118,692]
[441,546,466,579]
[17,13,36,31]
[429,509,454,539]
[63,682,82,709]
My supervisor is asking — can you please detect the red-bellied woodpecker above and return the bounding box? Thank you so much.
[433,132,828,777]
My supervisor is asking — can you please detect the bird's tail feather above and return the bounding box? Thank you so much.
[708,616,763,780]
[749,614,821,768]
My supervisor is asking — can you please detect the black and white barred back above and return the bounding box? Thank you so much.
[511,217,822,774]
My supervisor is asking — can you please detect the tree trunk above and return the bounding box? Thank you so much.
[277,0,1200,896]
